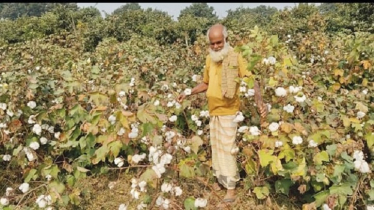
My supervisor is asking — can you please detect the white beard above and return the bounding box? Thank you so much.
[209,42,230,63]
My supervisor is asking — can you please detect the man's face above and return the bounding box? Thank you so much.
[209,34,225,52]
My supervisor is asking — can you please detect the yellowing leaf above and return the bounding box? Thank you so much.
[355,102,368,113]
[258,149,275,167]
[333,69,344,77]
[190,135,203,154]
[361,60,371,70]
[362,78,368,86]
[313,151,329,165]
[280,122,294,133]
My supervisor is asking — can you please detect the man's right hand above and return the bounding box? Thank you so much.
[177,93,186,103]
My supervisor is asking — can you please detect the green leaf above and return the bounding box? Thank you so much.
[368,189,374,201]
[184,197,197,210]
[49,181,66,194]
[258,149,275,167]
[24,169,38,183]
[313,190,329,207]
[139,168,158,188]
[326,144,337,156]
[179,160,195,178]
[253,186,269,199]
[141,122,154,136]
[365,133,374,148]
[329,183,353,195]
[275,179,293,195]
[313,151,329,165]
[92,145,108,165]
[332,165,345,180]
[109,140,123,158]
[92,65,100,74]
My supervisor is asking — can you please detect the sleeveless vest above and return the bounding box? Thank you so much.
[221,47,239,99]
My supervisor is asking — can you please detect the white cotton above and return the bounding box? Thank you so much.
[268,122,279,132]
[118,204,127,210]
[0,197,9,206]
[160,153,173,165]
[199,110,209,118]
[197,130,203,135]
[175,102,181,109]
[154,100,160,106]
[54,132,60,139]
[275,141,283,148]
[194,198,208,208]
[40,137,48,145]
[354,159,371,173]
[138,181,147,192]
[161,182,173,193]
[132,153,146,164]
[367,205,374,210]
[322,204,331,210]
[246,89,255,97]
[192,74,198,82]
[27,101,37,109]
[117,128,126,136]
[167,101,174,107]
[275,87,287,97]
[137,202,147,210]
[114,157,124,167]
[289,86,302,94]
[362,89,368,95]
[267,56,276,65]
[156,196,164,206]
[108,115,116,124]
[183,146,191,153]
[32,124,42,135]
[6,110,13,117]
[357,111,365,119]
[6,187,14,196]
[0,123,7,128]
[283,104,295,113]
[152,164,166,178]
[169,115,177,122]
[195,120,202,127]
[238,126,249,133]
[292,136,303,145]
[173,186,183,196]
[27,115,36,124]
[130,188,140,199]
[308,140,318,148]
[2,154,11,161]
[353,150,364,161]
[0,103,6,110]
[191,114,199,121]
[240,86,247,93]
[23,147,36,162]
[119,91,126,97]
[29,142,40,150]
[233,113,244,122]
[249,126,261,136]
[294,94,306,103]
[184,88,192,95]
[19,183,30,193]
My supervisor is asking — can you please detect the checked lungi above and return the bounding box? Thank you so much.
[209,115,240,189]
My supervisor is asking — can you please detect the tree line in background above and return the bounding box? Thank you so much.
[0,3,373,52]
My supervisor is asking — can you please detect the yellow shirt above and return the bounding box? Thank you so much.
[203,52,251,116]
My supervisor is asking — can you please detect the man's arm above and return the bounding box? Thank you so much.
[177,82,208,103]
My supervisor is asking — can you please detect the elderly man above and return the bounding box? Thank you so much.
[177,23,252,207]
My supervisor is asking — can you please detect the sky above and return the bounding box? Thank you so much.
[77,3,310,19]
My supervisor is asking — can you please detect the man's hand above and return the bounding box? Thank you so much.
[177,93,186,103]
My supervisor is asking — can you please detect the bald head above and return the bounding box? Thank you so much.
[206,24,228,44]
